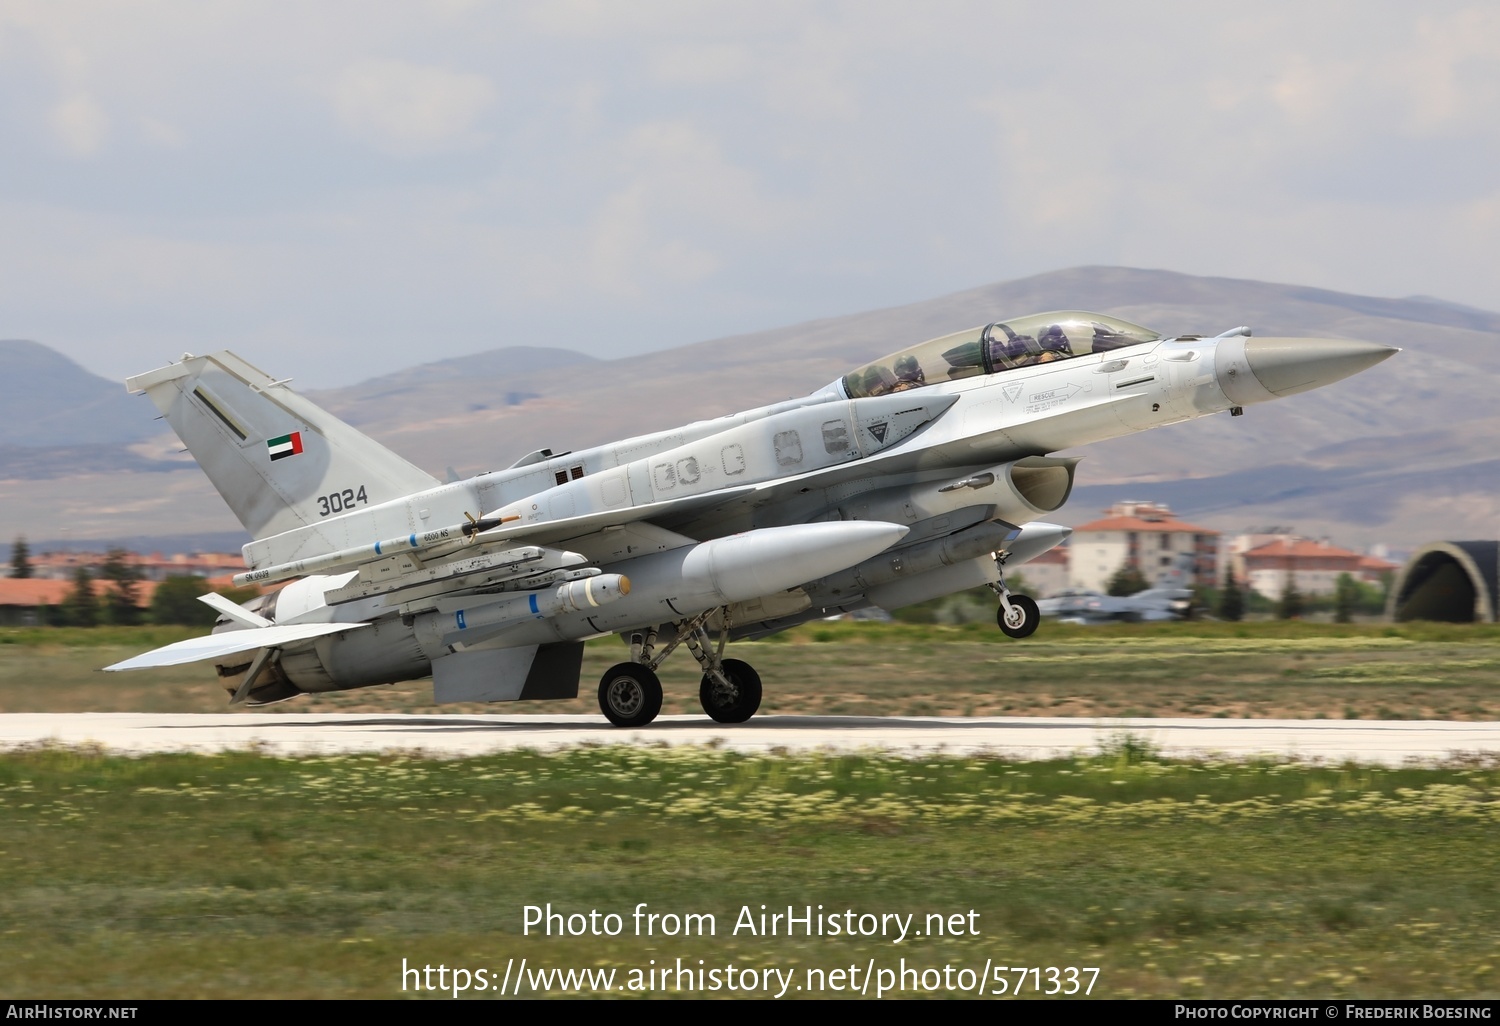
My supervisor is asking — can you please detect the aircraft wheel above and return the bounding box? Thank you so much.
[598,663,663,727]
[997,595,1040,639]
[699,658,762,724]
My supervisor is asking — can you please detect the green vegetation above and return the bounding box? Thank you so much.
[1217,569,1244,622]
[1107,563,1150,597]
[3,620,1499,720]
[0,625,201,648]
[1335,573,1359,624]
[62,565,100,628]
[1,745,1496,998]
[1327,573,1390,621]
[9,536,33,579]
[147,575,213,626]
[1278,574,1305,620]
[99,549,144,627]
[4,624,1498,998]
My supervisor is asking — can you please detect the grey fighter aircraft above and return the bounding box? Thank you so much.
[106,311,1395,727]
[1037,587,1194,623]
[1040,550,1197,623]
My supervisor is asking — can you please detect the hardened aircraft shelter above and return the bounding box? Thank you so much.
[1388,541,1498,623]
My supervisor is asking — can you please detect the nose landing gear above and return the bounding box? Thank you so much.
[989,552,1040,639]
[996,593,1040,638]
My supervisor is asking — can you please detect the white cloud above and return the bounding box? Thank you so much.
[332,58,497,156]
[139,116,185,149]
[582,120,799,296]
[1269,54,1361,129]
[49,93,107,155]
[648,42,752,86]
[1404,7,1500,131]
[0,1,1497,387]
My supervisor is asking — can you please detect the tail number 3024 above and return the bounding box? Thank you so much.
[317,485,369,516]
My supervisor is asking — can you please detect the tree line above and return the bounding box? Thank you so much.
[1104,559,1390,623]
[8,536,256,627]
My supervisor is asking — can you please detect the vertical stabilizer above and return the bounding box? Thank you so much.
[127,352,439,540]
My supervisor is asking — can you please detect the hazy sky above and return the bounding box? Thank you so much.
[2,1,1497,386]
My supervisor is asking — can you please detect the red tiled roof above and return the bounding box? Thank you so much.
[0,578,159,607]
[1243,538,1361,560]
[0,580,70,605]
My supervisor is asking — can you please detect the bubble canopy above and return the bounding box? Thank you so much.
[838,311,1161,399]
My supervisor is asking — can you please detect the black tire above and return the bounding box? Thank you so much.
[598,663,663,727]
[997,594,1040,639]
[699,658,762,724]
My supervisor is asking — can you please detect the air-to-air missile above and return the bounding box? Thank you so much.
[108,313,1396,726]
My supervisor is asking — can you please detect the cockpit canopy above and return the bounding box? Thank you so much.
[839,310,1161,399]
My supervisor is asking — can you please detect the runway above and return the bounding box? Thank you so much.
[2,713,1498,764]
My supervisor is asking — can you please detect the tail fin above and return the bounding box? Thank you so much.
[128,351,439,540]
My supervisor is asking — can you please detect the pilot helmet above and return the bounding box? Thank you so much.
[1038,325,1070,354]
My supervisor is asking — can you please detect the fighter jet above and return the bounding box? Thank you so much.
[106,311,1395,726]
[1036,587,1194,623]
[1039,549,1198,623]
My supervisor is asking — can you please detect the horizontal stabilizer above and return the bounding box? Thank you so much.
[197,591,272,628]
[103,621,368,671]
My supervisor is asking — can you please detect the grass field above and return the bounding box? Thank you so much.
[3,621,1498,720]
[2,744,1497,999]
[3,623,1498,1000]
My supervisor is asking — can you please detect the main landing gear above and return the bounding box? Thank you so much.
[597,663,663,728]
[699,659,762,725]
[597,608,762,728]
[989,552,1040,639]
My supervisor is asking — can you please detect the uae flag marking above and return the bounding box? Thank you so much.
[267,432,304,461]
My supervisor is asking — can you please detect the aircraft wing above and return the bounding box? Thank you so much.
[103,621,369,671]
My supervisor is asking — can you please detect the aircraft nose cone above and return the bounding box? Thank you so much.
[1243,337,1399,397]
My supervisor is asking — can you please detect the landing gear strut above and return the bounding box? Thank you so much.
[596,608,764,727]
[989,551,1040,639]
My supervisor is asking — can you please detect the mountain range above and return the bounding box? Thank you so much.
[2,266,1494,553]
